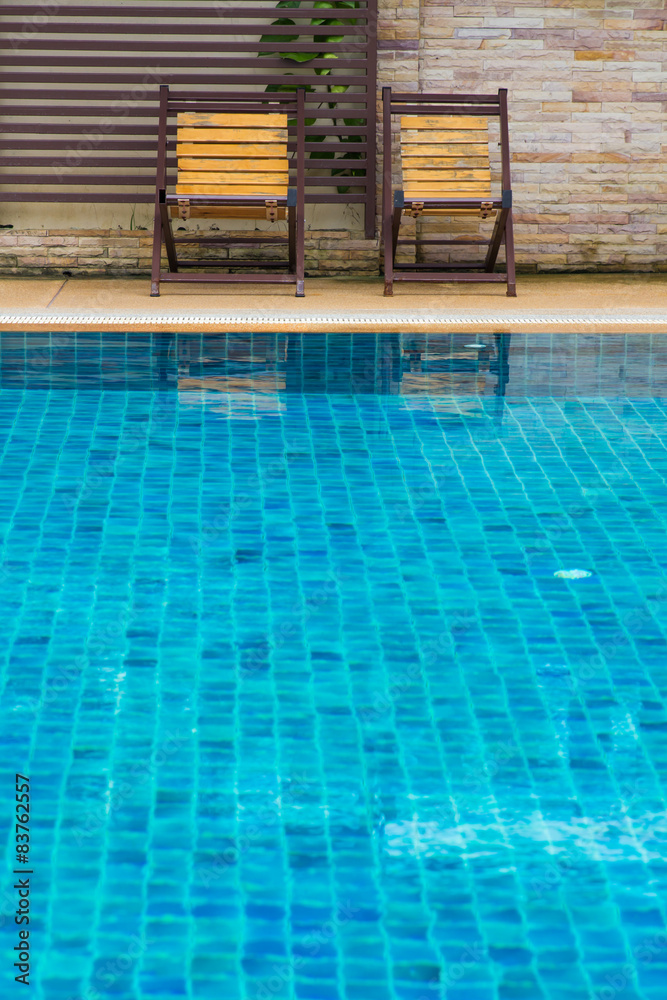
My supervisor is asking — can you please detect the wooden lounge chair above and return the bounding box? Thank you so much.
[151,86,306,297]
[382,88,516,297]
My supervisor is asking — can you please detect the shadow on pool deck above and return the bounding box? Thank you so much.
[0,272,666,332]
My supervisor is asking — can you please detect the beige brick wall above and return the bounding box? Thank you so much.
[1,1,665,276]
[415,0,667,272]
[0,229,380,277]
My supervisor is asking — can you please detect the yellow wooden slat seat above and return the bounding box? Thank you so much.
[400,114,492,204]
[175,111,290,199]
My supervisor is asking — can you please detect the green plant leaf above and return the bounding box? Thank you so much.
[258,0,362,189]
[265,80,315,94]
[281,50,319,61]
[314,18,344,40]
[307,133,336,159]
[259,17,298,46]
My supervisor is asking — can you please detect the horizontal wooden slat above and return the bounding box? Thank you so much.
[393,92,498,103]
[3,56,366,71]
[403,168,491,181]
[401,132,488,145]
[175,184,290,195]
[178,158,288,173]
[0,191,367,203]
[404,180,492,190]
[177,143,288,158]
[1,5,370,17]
[403,188,492,199]
[0,72,369,85]
[0,21,369,35]
[177,171,288,185]
[1,39,368,53]
[177,112,287,129]
[3,133,368,153]
[177,127,288,143]
[402,154,490,168]
[401,115,489,131]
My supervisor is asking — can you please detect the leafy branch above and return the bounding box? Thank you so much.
[259,0,365,192]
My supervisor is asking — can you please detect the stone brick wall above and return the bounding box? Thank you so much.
[0,229,380,277]
[1,1,665,277]
[381,0,667,274]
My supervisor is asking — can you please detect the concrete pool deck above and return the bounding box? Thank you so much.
[0,273,666,333]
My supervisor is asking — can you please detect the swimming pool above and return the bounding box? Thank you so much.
[1,332,666,1000]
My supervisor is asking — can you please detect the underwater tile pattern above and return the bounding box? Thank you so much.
[0,334,666,1000]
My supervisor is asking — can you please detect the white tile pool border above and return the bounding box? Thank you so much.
[2,312,667,329]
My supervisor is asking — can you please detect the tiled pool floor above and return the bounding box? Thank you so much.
[0,333,666,1000]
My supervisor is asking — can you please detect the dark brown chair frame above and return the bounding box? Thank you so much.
[382,87,516,297]
[151,86,306,297]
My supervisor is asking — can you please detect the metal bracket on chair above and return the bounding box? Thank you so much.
[410,201,424,219]
[265,200,278,222]
[480,201,493,219]
[178,199,191,221]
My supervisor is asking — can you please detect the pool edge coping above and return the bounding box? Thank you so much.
[2,312,667,334]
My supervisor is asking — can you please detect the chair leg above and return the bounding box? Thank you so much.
[150,200,162,296]
[383,204,392,295]
[295,206,305,298]
[384,205,401,296]
[288,205,296,274]
[160,203,179,274]
[392,206,402,261]
[484,207,508,274]
[505,210,517,297]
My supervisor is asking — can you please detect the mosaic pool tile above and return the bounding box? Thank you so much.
[0,333,666,1000]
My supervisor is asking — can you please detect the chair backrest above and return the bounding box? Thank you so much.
[175,112,290,197]
[399,114,492,200]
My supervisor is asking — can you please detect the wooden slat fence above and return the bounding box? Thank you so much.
[0,0,377,237]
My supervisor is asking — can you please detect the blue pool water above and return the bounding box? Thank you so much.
[0,333,666,1000]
